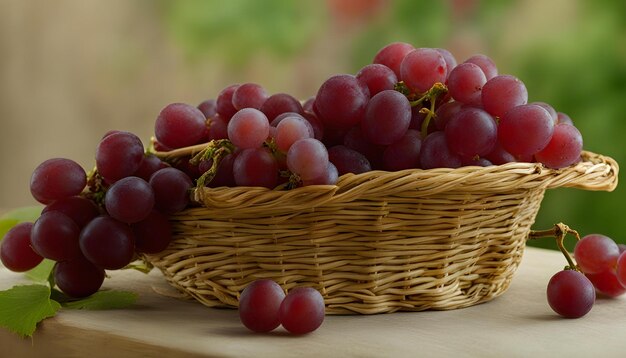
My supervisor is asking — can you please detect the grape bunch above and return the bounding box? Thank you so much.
[547,233,626,318]
[238,279,325,335]
[1,131,193,298]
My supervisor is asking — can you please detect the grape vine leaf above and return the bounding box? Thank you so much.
[0,284,60,338]
[0,206,42,239]
[61,290,138,310]
[25,259,55,283]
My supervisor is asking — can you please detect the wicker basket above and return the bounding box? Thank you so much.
[145,150,618,314]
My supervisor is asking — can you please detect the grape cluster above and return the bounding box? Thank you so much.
[238,279,325,334]
[547,234,626,318]
[154,42,583,190]
[0,132,193,298]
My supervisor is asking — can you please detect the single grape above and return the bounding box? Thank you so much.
[574,234,620,274]
[447,63,486,106]
[105,176,155,224]
[279,287,325,335]
[149,167,193,214]
[95,131,145,182]
[434,101,464,130]
[356,64,398,96]
[328,145,372,175]
[373,42,415,77]
[1,222,43,272]
[534,124,583,169]
[461,156,493,167]
[485,141,516,165]
[260,93,304,121]
[302,112,324,141]
[133,154,168,182]
[31,211,81,262]
[216,84,240,119]
[557,112,574,125]
[464,54,498,80]
[382,130,422,171]
[343,126,385,169]
[233,148,279,188]
[207,114,229,141]
[232,83,269,110]
[498,104,554,156]
[315,74,370,129]
[616,252,626,287]
[547,270,595,318]
[400,48,447,94]
[302,96,316,113]
[275,115,313,152]
[419,131,462,169]
[132,210,172,254]
[239,279,286,333]
[302,162,339,186]
[532,102,558,125]
[585,270,626,298]
[286,138,329,180]
[54,256,105,298]
[362,90,411,145]
[155,103,207,149]
[79,216,135,270]
[228,108,270,149]
[445,107,497,157]
[481,75,528,118]
[42,196,100,228]
[30,158,86,204]
[197,98,217,119]
[435,48,458,78]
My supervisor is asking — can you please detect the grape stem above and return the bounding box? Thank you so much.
[399,82,448,138]
[528,223,582,271]
[189,139,235,188]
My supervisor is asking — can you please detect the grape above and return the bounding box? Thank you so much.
[286,138,329,180]
[203,152,237,188]
[54,256,106,298]
[547,270,595,318]
[419,131,462,169]
[574,234,620,274]
[133,154,168,182]
[1,222,42,272]
[434,101,464,130]
[302,162,339,186]
[79,216,135,270]
[619,244,626,254]
[373,42,415,77]
[228,108,270,149]
[96,131,145,182]
[356,64,398,96]
[557,112,574,125]
[197,98,217,118]
[534,124,583,169]
[498,104,554,156]
[232,83,269,110]
[464,54,498,80]
[31,211,81,262]
[279,287,325,335]
[149,167,193,214]
[233,148,279,188]
[445,107,497,157]
[302,97,316,113]
[362,90,411,145]
[154,103,207,149]
[260,93,304,121]
[30,158,86,204]
[239,279,286,333]
[271,112,305,126]
[485,141,516,165]
[42,196,100,228]
[105,176,155,224]
[382,130,422,171]
[343,126,384,169]
[481,75,528,118]
[315,74,370,129]
[435,48,458,78]
[275,115,313,152]
[447,63,486,106]
[532,102,558,125]
[400,48,447,94]
[461,156,493,167]
[585,270,626,298]
[132,210,172,254]
[302,112,324,141]
[616,252,626,287]
[328,145,372,175]
[216,84,240,119]
[207,114,229,141]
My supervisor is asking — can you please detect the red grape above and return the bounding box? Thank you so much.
[133,154,168,182]
[132,210,172,254]
[233,148,279,188]
[239,279,286,333]
[445,107,497,157]
[30,158,86,204]
[286,138,329,180]
[534,124,583,169]
[435,48,458,78]
[498,104,554,156]
[315,74,370,129]
[42,196,100,228]
[447,63,486,106]
[31,211,81,262]
[216,84,240,119]
[54,256,105,298]
[302,162,339,186]
[382,130,422,171]
[207,114,229,141]
[105,176,155,224]
[328,145,372,175]
[96,131,144,182]
[373,42,415,77]
[464,54,498,80]
[154,103,207,149]
[232,83,269,110]
[275,115,313,152]
[616,252,626,287]
[420,131,462,169]
[356,64,398,96]
[585,270,626,298]
[574,234,620,274]
[149,167,193,214]
[197,99,217,118]
[279,287,325,334]
[79,216,135,270]
[547,270,595,318]
[481,75,528,118]
[260,93,304,121]
[400,48,447,94]
[1,222,43,272]
[228,108,270,149]
[362,90,411,145]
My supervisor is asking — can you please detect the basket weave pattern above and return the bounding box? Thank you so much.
[146,151,618,314]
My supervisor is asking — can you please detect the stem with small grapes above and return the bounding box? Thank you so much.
[528,222,582,271]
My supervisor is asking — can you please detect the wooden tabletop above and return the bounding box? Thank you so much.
[1,246,624,358]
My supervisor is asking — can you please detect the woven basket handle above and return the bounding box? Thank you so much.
[542,151,618,192]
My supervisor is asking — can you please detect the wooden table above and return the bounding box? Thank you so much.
[1,247,624,358]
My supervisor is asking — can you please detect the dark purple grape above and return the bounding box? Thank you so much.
[362,90,411,145]
[132,210,172,254]
[315,74,370,130]
[203,152,237,188]
[419,131,462,169]
[547,270,595,318]
[31,211,81,262]
[30,158,86,204]
[79,216,135,270]
[232,83,269,110]
[207,114,229,141]
[1,222,42,272]
[155,103,207,149]
[356,64,398,96]
[96,131,144,182]
[233,148,279,188]
[279,287,325,335]
[197,98,217,118]
[149,167,193,214]
[343,126,384,169]
[328,145,372,175]
[383,130,422,170]
[42,196,100,228]
[485,141,517,165]
[302,112,324,141]
[105,177,155,224]
[133,154,169,182]
[434,101,464,131]
[216,84,240,119]
[260,93,304,121]
[445,107,497,157]
[239,279,286,333]
[54,256,105,298]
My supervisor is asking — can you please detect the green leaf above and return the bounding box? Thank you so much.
[61,290,138,310]
[0,206,42,239]
[24,259,55,284]
[0,285,60,338]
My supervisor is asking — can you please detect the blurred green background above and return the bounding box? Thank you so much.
[0,0,624,251]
